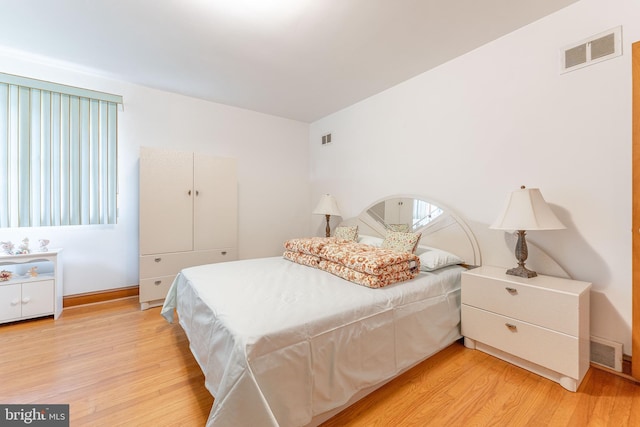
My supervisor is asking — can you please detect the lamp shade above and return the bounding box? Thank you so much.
[313,194,341,216]
[491,187,565,231]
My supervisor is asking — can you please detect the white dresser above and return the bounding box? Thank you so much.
[139,147,238,310]
[461,265,591,392]
[0,249,63,323]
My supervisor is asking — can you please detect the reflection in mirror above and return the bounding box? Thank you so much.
[366,197,443,232]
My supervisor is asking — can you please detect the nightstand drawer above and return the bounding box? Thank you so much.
[462,272,579,336]
[462,305,579,378]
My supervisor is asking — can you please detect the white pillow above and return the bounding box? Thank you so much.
[417,246,464,271]
[358,234,384,247]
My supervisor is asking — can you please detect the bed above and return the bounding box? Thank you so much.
[161,195,481,426]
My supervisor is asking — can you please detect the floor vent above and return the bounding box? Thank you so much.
[590,336,623,372]
[561,26,622,73]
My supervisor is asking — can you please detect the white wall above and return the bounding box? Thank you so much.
[0,49,311,296]
[310,0,640,353]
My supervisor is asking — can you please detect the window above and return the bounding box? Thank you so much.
[0,73,122,227]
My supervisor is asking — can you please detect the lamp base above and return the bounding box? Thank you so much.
[506,265,537,278]
[324,214,331,238]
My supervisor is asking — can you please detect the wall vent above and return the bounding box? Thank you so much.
[321,133,332,145]
[561,26,622,73]
[590,336,623,372]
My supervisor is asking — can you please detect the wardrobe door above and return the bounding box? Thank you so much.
[193,154,237,251]
[139,147,194,255]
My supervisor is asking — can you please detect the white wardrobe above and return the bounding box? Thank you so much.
[139,146,238,309]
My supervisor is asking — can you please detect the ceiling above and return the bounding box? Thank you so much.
[0,0,579,122]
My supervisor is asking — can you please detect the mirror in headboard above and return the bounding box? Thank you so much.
[343,195,481,266]
[366,197,444,232]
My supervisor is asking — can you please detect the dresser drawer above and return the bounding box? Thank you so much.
[462,272,579,336]
[462,305,579,378]
[139,275,175,302]
[140,248,237,278]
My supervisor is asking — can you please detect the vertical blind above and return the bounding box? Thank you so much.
[0,73,122,227]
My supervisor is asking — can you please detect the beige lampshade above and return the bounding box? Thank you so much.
[491,187,565,231]
[313,194,341,216]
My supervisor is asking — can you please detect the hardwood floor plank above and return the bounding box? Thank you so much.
[2,297,640,426]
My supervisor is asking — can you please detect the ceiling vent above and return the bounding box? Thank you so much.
[561,26,622,73]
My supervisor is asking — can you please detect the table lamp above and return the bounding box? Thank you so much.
[491,186,565,278]
[313,194,341,237]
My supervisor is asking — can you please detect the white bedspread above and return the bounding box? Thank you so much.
[161,257,462,427]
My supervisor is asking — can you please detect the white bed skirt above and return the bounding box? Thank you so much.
[162,257,462,427]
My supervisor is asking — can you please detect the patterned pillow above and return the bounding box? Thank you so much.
[381,231,422,253]
[334,225,358,241]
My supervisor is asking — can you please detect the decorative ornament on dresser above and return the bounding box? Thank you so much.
[1,241,13,255]
[15,238,30,255]
[39,239,50,252]
[490,186,565,278]
[28,266,38,277]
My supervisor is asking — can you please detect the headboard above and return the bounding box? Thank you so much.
[339,195,481,266]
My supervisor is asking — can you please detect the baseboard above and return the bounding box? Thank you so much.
[63,286,139,308]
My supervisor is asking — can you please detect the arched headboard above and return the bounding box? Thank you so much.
[340,194,481,266]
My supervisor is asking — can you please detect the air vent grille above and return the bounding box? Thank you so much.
[565,44,587,69]
[590,336,623,372]
[561,26,622,73]
[591,33,616,60]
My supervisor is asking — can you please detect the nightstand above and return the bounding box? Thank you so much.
[461,265,591,392]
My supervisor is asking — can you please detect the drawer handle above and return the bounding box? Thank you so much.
[505,287,518,295]
[22,297,31,304]
[221,251,227,255]
[154,258,162,263]
[154,280,162,286]
[505,323,518,332]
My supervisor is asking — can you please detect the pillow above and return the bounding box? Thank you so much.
[381,231,421,254]
[417,246,464,271]
[334,225,358,241]
[387,223,411,232]
[358,234,384,247]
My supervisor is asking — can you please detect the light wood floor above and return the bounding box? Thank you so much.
[2,297,640,426]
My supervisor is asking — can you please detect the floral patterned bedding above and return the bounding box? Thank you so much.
[283,237,420,288]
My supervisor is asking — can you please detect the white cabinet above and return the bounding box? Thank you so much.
[139,147,238,309]
[461,265,591,392]
[0,249,63,323]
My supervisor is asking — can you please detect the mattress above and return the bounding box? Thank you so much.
[161,256,463,426]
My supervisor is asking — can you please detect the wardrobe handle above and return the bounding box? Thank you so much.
[505,323,517,332]
[505,287,518,295]
[188,190,192,196]
[154,280,162,286]
[221,251,227,255]
[196,190,200,196]
[154,257,162,263]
